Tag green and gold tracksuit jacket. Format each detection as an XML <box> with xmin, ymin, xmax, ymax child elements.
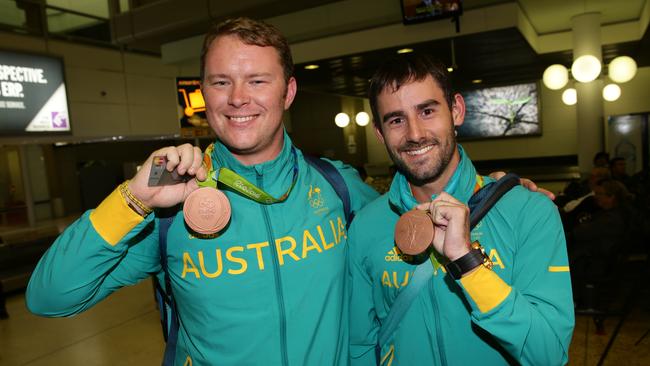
<box><xmin>349</xmin><ymin>145</ymin><xmax>574</xmax><ymax>366</ymax></box>
<box><xmin>26</xmin><ymin>133</ymin><xmax>378</xmax><ymax>366</ymax></box>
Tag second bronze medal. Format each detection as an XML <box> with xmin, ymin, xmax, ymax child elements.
<box><xmin>394</xmin><ymin>210</ymin><xmax>434</xmax><ymax>264</ymax></box>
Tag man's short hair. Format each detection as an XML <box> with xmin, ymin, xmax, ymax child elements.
<box><xmin>595</xmin><ymin>178</ymin><xmax>632</xmax><ymax>204</ymax></box>
<box><xmin>593</xmin><ymin>151</ymin><xmax>610</xmax><ymax>165</ymax></box>
<box><xmin>200</xmin><ymin>17</ymin><xmax>294</xmax><ymax>83</ymax></box>
<box><xmin>368</xmin><ymin>53</ymin><xmax>454</xmax><ymax>128</ymax></box>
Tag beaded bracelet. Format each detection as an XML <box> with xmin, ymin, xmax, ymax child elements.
<box><xmin>119</xmin><ymin>180</ymin><xmax>153</xmax><ymax>216</ymax></box>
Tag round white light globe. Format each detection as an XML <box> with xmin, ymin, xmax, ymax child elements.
<box><xmin>542</xmin><ymin>64</ymin><xmax>569</xmax><ymax>90</ymax></box>
<box><xmin>602</xmin><ymin>83</ymin><xmax>621</xmax><ymax>101</ymax></box>
<box><xmin>355</xmin><ymin>111</ymin><xmax>370</xmax><ymax>126</ymax></box>
<box><xmin>608</xmin><ymin>56</ymin><xmax>637</xmax><ymax>83</ymax></box>
<box><xmin>335</xmin><ymin>112</ymin><xmax>350</xmax><ymax>128</ymax></box>
<box><xmin>571</xmin><ymin>55</ymin><xmax>602</xmax><ymax>83</ymax></box>
<box><xmin>562</xmin><ymin>88</ymin><xmax>577</xmax><ymax>105</ymax></box>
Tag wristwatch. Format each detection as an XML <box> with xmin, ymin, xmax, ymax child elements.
<box><xmin>445</xmin><ymin>241</ymin><xmax>492</xmax><ymax>280</ymax></box>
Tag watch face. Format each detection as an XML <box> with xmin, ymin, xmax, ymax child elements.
<box><xmin>472</xmin><ymin>242</ymin><xmax>493</xmax><ymax>270</ymax></box>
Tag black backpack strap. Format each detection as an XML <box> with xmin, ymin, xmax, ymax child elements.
<box><xmin>303</xmin><ymin>155</ymin><xmax>354</xmax><ymax>227</ymax></box>
<box><xmin>376</xmin><ymin>173</ymin><xmax>520</xmax><ymax>350</ymax></box>
<box><xmin>157</xmin><ymin>214</ymin><xmax>180</xmax><ymax>366</ymax></box>
<box><xmin>467</xmin><ymin>173</ymin><xmax>520</xmax><ymax>228</ymax></box>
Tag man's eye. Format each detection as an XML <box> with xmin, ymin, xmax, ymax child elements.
<box><xmin>388</xmin><ymin>118</ymin><xmax>403</xmax><ymax>125</ymax></box>
<box><xmin>211</xmin><ymin>80</ymin><xmax>228</xmax><ymax>86</ymax></box>
<box><xmin>251</xmin><ymin>80</ymin><xmax>266</xmax><ymax>85</ymax></box>
<box><xmin>422</xmin><ymin>108</ymin><xmax>434</xmax><ymax>116</ymax></box>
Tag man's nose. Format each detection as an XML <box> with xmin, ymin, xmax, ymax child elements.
<box><xmin>228</xmin><ymin>83</ymin><xmax>250</xmax><ymax>107</ymax></box>
<box><xmin>405</xmin><ymin>118</ymin><xmax>425</xmax><ymax>142</ymax></box>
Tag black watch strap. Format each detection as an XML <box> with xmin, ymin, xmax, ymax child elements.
<box><xmin>445</xmin><ymin>247</ymin><xmax>486</xmax><ymax>280</ymax></box>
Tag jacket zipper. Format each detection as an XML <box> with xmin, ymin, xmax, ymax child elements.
<box><xmin>430</xmin><ymin>278</ymin><xmax>448</xmax><ymax>366</ymax></box>
<box><xmin>258</xmin><ymin>172</ymin><xmax>289</xmax><ymax>366</ymax></box>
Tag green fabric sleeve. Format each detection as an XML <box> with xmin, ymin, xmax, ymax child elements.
<box><xmin>464</xmin><ymin>191</ymin><xmax>574</xmax><ymax>366</ymax></box>
<box><xmin>26</xmin><ymin>211</ymin><xmax>161</xmax><ymax>316</ymax></box>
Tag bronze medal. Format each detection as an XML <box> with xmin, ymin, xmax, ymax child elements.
<box><xmin>394</xmin><ymin>210</ymin><xmax>434</xmax><ymax>256</ymax></box>
<box><xmin>183</xmin><ymin>187</ymin><xmax>231</xmax><ymax>235</ymax></box>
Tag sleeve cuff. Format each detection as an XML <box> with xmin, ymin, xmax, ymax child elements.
<box><xmin>89</xmin><ymin>186</ymin><xmax>144</xmax><ymax>246</ymax></box>
<box><xmin>459</xmin><ymin>266</ymin><xmax>512</xmax><ymax>313</ymax></box>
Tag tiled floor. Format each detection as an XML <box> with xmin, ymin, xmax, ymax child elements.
<box><xmin>1</xmin><ymin>279</ymin><xmax>649</xmax><ymax>366</ymax></box>
<box><xmin>0</xmin><ymin>279</ymin><xmax>165</xmax><ymax>366</ymax></box>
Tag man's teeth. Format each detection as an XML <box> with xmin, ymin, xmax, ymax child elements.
<box><xmin>405</xmin><ymin>145</ymin><xmax>433</xmax><ymax>156</ymax></box>
<box><xmin>230</xmin><ymin>115</ymin><xmax>255</xmax><ymax>122</ymax></box>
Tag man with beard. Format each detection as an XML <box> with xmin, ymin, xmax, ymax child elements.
<box><xmin>348</xmin><ymin>54</ymin><xmax>574</xmax><ymax>365</ymax></box>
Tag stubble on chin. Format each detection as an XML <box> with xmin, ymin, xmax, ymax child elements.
<box><xmin>389</xmin><ymin>139</ymin><xmax>455</xmax><ymax>187</ymax></box>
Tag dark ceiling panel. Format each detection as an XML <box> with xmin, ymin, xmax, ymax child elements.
<box><xmin>295</xmin><ymin>27</ymin><xmax>650</xmax><ymax>98</ymax></box>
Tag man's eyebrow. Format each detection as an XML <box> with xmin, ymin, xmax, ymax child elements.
<box><xmin>248</xmin><ymin>72</ymin><xmax>272</xmax><ymax>78</ymax></box>
<box><xmin>382</xmin><ymin>110</ymin><xmax>405</xmax><ymax>123</ymax></box>
<box><xmin>415</xmin><ymin>99</ymin><xmax>440</xmax><ymax>110</ymax></box>
<box><xmin>204</xmin><ymin>73</ymin><xmax>229</xmax><ymax>79</ymax></box>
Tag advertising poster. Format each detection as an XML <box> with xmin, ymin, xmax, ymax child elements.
<box><xmin>458</xmin><ymin>82</ymin><xmax>540</xmax><ymax>140</ymax></box>
<box><xmin>0</xmin><ymin>50</ymin><xmax>70</xmax><ymax>135</ymax></box>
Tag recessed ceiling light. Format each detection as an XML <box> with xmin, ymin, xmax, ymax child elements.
<box><xmin>304</xmin><ymin>64</ymin><xmax>319</xmax><ymax>70</ymax></box>
<box><xmin>472</xmin><ymin>79</ymin><xmax>482</xmax><ymax>84</ymax></box>
<box><xmin>397</xmin><ymin>48</ymin><xmax>413</xmax><ymax>54</ymax></box>
<box><xmin>447</xmin><ymin>67</ymin><xmax>454</xmax><ymax>72</ymax></box>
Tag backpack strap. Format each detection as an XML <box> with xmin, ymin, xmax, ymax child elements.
<box><xmin>303</xmin><ymin>155</ymin><xmax>354</xmax><ymax>228</ymax></box>
<box><xmin>377</xmin><ymin>173</ymin><xmax>520</xmax><ymax>349</ymax></box>
<box><xmin>157</xmin><ymin>214</ymin><xmax>180</xmax><ymax>366</ymax></box>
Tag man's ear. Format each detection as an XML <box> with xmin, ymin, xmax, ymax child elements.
<box><xmin>284</xmin><ymin>77</ymin><xmax>297</xmax><ymax>110</ymax></box>
<box><xmin>451</xmin><ymin>93</ymin><xmax>466</xmax><ymax>127</ymax></box>
<box><xmin>373</xmin><ymin>123</ymin><xmax>385</xmax><ymax>144</ymax></box>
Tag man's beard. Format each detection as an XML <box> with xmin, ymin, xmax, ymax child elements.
<box><xmin>388</xmin><ymin>134</ymin><xmax>456</xmax><ymax>187</ymax></box>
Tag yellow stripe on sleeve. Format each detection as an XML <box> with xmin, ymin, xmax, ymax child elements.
<box><xmin>89</xmin><ymin>186</ymin><xmax>144</xmax><ymax>246</ymax></box>
<box><xmin>460</xmin><ymin>265</ymin><xmax>512</xmax><ymax>313</ymax></box>
<box><xmin>548</xmin><ymin>266</ymin><xmax>570</xmax><ymax>272</ymax></box>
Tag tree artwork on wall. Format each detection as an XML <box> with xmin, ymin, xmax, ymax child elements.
<box><xmin>458</xmin><ymin>82</ymin><xmax>540</xmax><ymax>140</ymax></box>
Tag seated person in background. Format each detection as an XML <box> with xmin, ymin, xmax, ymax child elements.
<box><xmin>557</xmin><ymin>151</ymin><xmax>610</xmax><ymax>207</ymax></box>
<box><xmin>570</xmin><ymin>179</ymin><xmax>634</xmax><ymax>310</ymax></box>
<box><xmin>593</xmin><ymin>151</ymin><xmax>610</xmax><ymax>168</ymax></box>
<box><xmin>561</xmin><ymin>166</ymin><xmax>610</xmax><ymax>234</ymax></box>
<box><xmin>610</xmin><ymin>157</ymin><xmax>634</xmax><ymax>190</ymax></box>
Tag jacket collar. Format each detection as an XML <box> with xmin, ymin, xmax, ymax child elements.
<box><xmin>210</xmin><ymin>130</ymin><xmax>297</xmax><ymax>196</ymax></box>
<box><xmin>387</xmin><ymin>144</ymin><xmax>479</xmax><ymax>214</ymax></box>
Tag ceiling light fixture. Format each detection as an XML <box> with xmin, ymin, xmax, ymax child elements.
<box><xmin>334</xmin><ymin>112</ymin><xmax>350</xmax><ymax>128</ymax></box>
<box><xmin>542</xmin><ymin>64</ymin><xmax>569</xmax><ymax>90</ymax></box>
<box><xmin>602</xmin><ymin>84</ymin><xmax>621</xmax><ymax>102</ymax></box>
<box><xmin>304</xmin><ymin>64</ymin><xmax>319</xmax><ymax>70</ymax></box>
<box><xmin>543</xmin><ymin>55</ymin><xmax>636</xmax><ymax>104</ymax></box>
<box><xmin>355</xmin><ymin>112</ymin><xmax>370</xmax><ymax>126</ymax></box>
<box><xmin>397</xmin><ymin>48</ymin><xmax>413</xmax><ymax>54</ymax></box>
<box><xmin>448</xmin><ymin>39</ymin><xmax>458</xmax><ymax>73</ymax></box>
<box><xmin>562</xmin><ymin>88</ymin><xmax>577</xmax><ymax>106</ymax></box>
<box><xmin>571</xmin><ymin>55</ymin><xmax>602</xmax><ymax>83</ymax></box>
<box><xmin>608</xmin><ymin>56</ymin><xmax>637</xmax><ymax>83</ymax></box>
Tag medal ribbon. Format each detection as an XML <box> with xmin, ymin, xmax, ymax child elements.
<box><xmin>198</xmin><ymin>143</ymin><xmax>299</xmax><ymax>204</ymax></box>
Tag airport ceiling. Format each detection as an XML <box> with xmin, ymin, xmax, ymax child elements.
<box><xmin>293</xmin><ymin>26</ymin><xmax>650</xmax><ymax>96</ymax></box>
<box><xmin>45</xmin><ymin>0</ymin><xmax>650</xmax><ymax>97</ymax></box>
